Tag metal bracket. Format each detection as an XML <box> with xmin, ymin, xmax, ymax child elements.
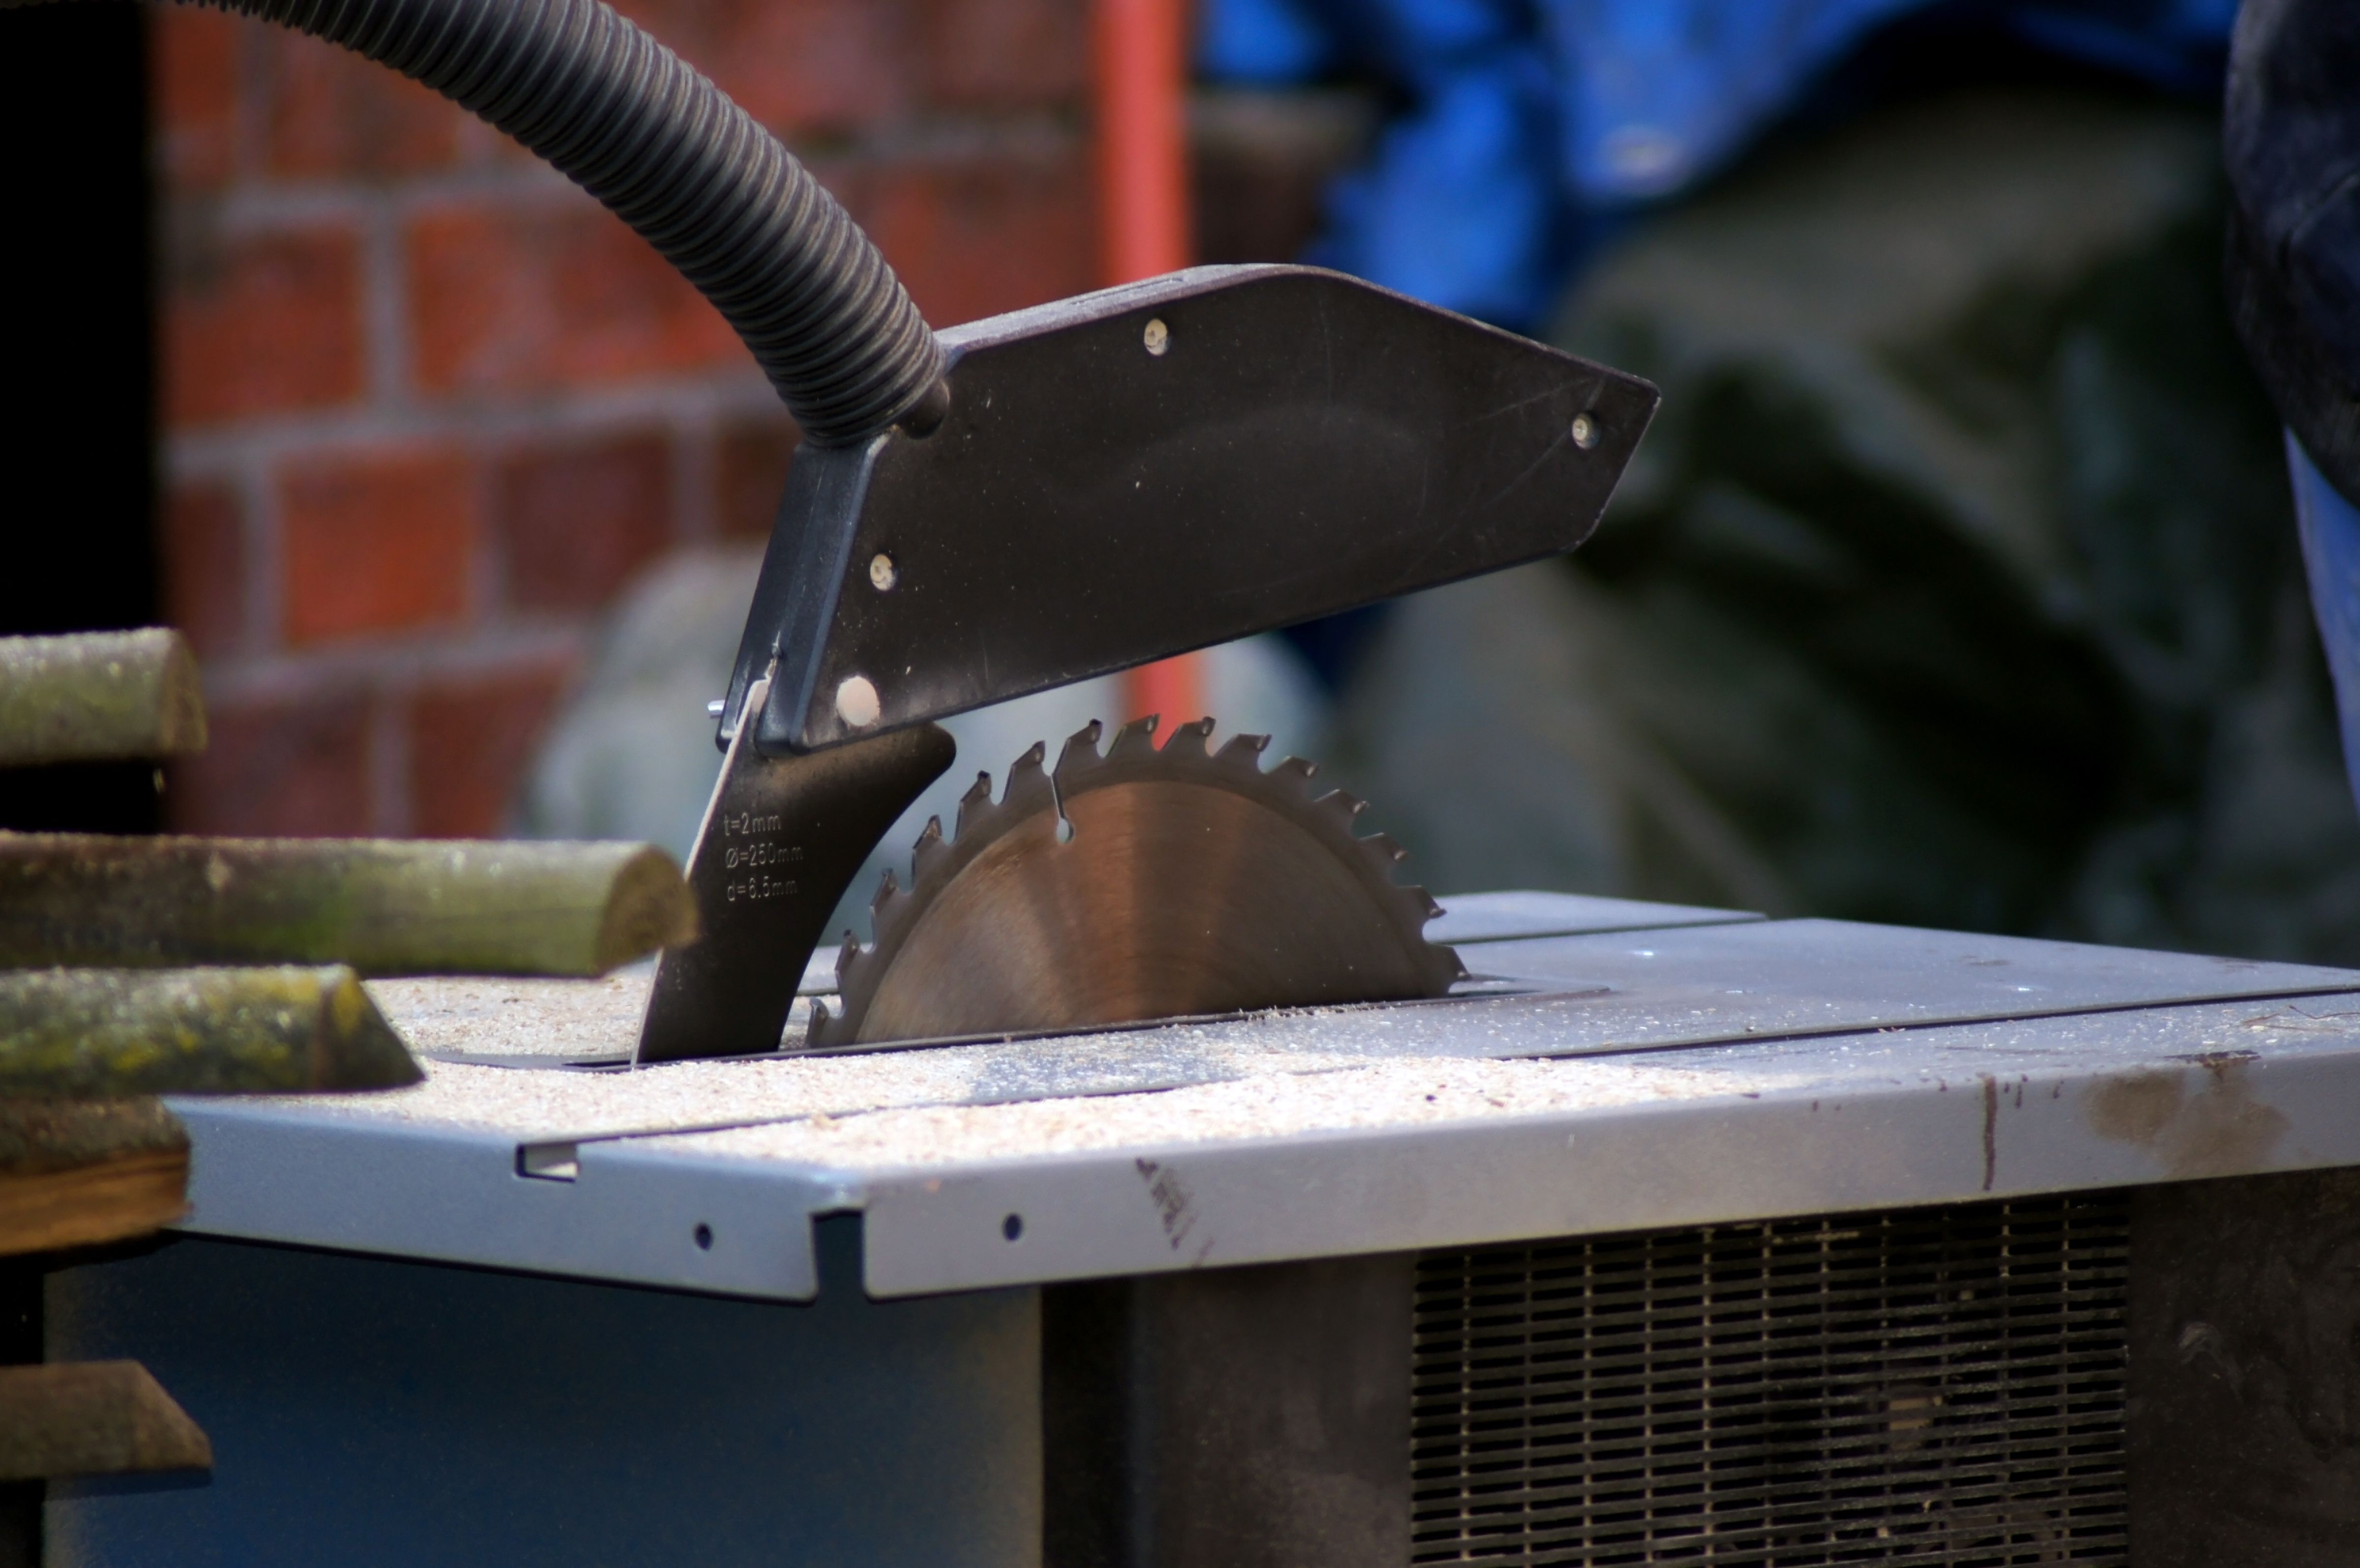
<box><xmin>635</xmin><ymin>674</ymin><xmax>953</xmax><ymax>1063</ymax></box>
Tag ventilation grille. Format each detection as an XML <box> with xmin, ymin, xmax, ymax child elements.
<box><xmin>1411</xmin><ymin>1195</ymin><xmax>2130</xmax><ymax>1566</ymax></box>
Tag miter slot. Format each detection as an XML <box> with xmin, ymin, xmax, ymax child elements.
<box><xmin>518</xmin><ymin>1143</ymin><xmax>581</xmax><ymax>1182</ymax></box>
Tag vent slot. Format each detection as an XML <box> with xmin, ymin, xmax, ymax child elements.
<box><xmin>1412</xmin><ymin>1195</ymin><xmax>2129</xmax><ymax>1565</ymax></box>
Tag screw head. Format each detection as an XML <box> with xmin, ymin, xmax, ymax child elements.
<box><xmin>1143</xmin><ymin>317</ymin><xmax>1170</xmax><ymax>356</ymax></box>
<box><xmin>1570</xmin><ymin>413</ymin><xmax>1599</xmax><ymax>449</ymax></box>
<box><xmin>868</xmin><ymin>552</ymin><xmax>897</xmax><ymax>591</ymax></box>
<box><xmin>835</xmin><ymin>675</ymin><xmax>882</xmax><ymax>728</ymax></box>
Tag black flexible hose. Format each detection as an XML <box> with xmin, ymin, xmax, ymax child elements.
<box><xmin>5</xmin><ymin>0</ymin><xmax>946</xmax><ymax>445</ymax></box>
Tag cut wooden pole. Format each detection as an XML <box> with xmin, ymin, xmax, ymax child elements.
<box><xmin>0</xmin><ymin>630</ymin><xmax>206</xmax><ymax>767</ymax></box>
<box><xmin>0</xmin><ymin>966</ymin><xmax>422</xmax><ymax>1098</ymax></box>
<box><xmin>0</xmin><ymin>836</ymin><xmax>697</xmax><ymax>977</ymax></box>
<box><xmin>0</xmin><ymin>1099</ymin><xmax>188</xmax><ymax>1256</ymax></box>
<box><xmin>0</xmin><ymin>1362</ymin><xmax>211</xmax><ymax>1481</ymax></box>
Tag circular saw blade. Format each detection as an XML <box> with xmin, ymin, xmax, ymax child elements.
<box><xmin>809</xmin><ymin>716</ymin><xmax>1465</xmax><ymax>1047</ymax></box>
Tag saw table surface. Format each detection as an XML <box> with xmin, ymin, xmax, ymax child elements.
<box><xmin>167</xmin><ymin>891</ymin><xmax>2360</xmax><ymax>1301</ymax></box>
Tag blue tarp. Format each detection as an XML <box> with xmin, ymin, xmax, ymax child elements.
<box><xmin>1201</xmin><ymin>0</ymin><xmax>2239</xmax><ymax>328</ymax></box>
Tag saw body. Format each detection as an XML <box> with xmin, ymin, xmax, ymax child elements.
<box><xmin>815</xmin><ymin>718</ymin><xmax>1464</xmax><ymax>1048</ymax></box>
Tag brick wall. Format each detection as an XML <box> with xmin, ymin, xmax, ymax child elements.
<box><xmin>154</xmin><ymin>0</ymin><xmax>1096</xmax><ymax>838</ymax></box>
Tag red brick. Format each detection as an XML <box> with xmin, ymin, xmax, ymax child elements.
<box><xmin>408</xmin><ymin>662</ymin><xmax>574</xmax><ymax>838</ymax></box>
<box><xmin>161</xmin><ymin>480</ymin><xmax>248</xmax><ymax>658</ymax></box>
<box><xmin>280</xmin><ymin>449</ymin><xmax>480</xmax><ymax>645</ymax></box>
<box><xmin>168</xmin><ymin>690</ymin><xmax>374</xmax><ymax>836</ymax></box>
<box><xmin>165</xmin><ymin>222</ymin><xmax>365</xmax><ymax>428</ymax></box>
<box><xmin>921</xmin><ymin>0</ymin><xmax>1089</xmax><ymax>109</ymax></box>
<box><xmin>716</xmin><ymin>418</ymin><xmax>799</xmax><ymax>539</ymax></box>
<box><xmin>615</xmin><ymin>0</ymin><xmax>912</xmax><ymax>135</ymax></box>
<box><xmin>829</xmin><ymin>142</ymin><xmax>1097</xmax><ymax>328</ymax></box>
<box><xmin>407</xmin><ymin>201</ymin><xmax>743</xmax><ymax>395</ymax></box>
<box><xmin>496</xmin><ymin>433</ymin><xmax>675</xmax><ymax>610</ymax></box>
<box><xmin>263</xmin><ymin>30</ymin><xmax>464</xmax><ymax>179</ymax></box>
<box><xmin>152</xmin><ymin>7</ymin><xmax>243</xmax><ymax>188</ymax></box>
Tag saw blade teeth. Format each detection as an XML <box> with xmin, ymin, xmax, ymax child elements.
<box><xmin>910</xmin><ymin>814</ymin><xmax>948</xmax><ymax>882</ymax></box>
<box><xmin>813</xmin><ymin>704</ymin><xmax>1466</xmax><ymax>1048</ymax></box>
<box><xmin>1055</xmin><ymin>720</ymin><xmax>1106</xmax><ymax>778</ymax></box>
<box><xmin>1163</xmin><ymin>717</ymin><xmax>1216</xmax><ymax>758</ymax></box>
<box><xmin>1271</xmin><ymin>755</ymin><xmax>1319</xmax><ymax>792</ymax></box>
<box><xmin>1109</xmin><ymin>715</ymin><xmax>1161</xmax><ymax>757</ymax></box>
<box><xmin>1313</xmin><ymin>787</ymin><xmax>1366</xmax><ymax>825</ymax></box>
<box><xmin>828</xmin><ymin>928</ymin><xmax>864</xmax><ymax>992</ymax></box>
<box><xmin>956</xmin><ymin>771</ymin><xmax>995</xmax><ymax>836</ymax></box>
<box><xmin>805</xmin><ymin>998</ymin><xmax>832</xmax><ymax>1048</ymax></box>
<box><xmin>869</xmin><ymin>865</ymin><xmax>901</xmax><ymax>919</ymax></box>
<box><xmin>1214</xmin><ymin>731</ymin><xmax>1271</xmax><ymax>771</ymax></box>
<box><xmin>1003</xmin><ymin>740</ymin><xmax>1055</xmax><ymax>813</ymax></box>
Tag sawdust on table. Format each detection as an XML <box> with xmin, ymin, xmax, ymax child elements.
<box><xmin>289</xmin><ymin>976</ymin><xmax>1801</xmax><ymax>1155</ymax></box>
<box><xmin>365</xmin><ymin>973</ymin><xmax>654</xmax><ymax>1059</ymax></box>
<box><xmin>647</xmin><ymin>1055</ymin><xmax>1780</xmax><ymax>1169</ymax></box>
<box><xmin>229</xmin><ymin>1049</ymin><xmax>999</xmax><ymax>1141</ymax></box>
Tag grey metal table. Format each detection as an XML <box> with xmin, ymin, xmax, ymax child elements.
<box><xmin>44</xmin><ymin>892</ymin><xmax>2360</xmax><ymax>1566</ymax></box>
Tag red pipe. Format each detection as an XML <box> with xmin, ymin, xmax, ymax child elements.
<box><xmin>1095</xmin><ymin>0</ymin><xmax>1205</xmax><ymax>733</ymax></box>
<box><xmin>1093</xmin><ymin>0</ymin><xmax>1193</xmax><ymax>286</ymax></box>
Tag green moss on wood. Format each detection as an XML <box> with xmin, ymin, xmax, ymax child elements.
<box><xmin>0</xmin><ymin>1098</ymin><xmax>185</xmax><ymax>1176</ymax></box>
<box><xmin>0</xmin><ymin>966</ymin><xmax>422</xmax><ymax>1097</ymax></box>
<box><xmin>0</xmin><ymin>630</ymin><xmax>206</xmax><ymax>767</ymax></box>
<box><xmin>0</xmin><ymin>837</ymin><xmax>697</xmax><ymax>977</ymax></box>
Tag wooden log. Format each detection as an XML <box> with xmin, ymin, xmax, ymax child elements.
<box><xmin>0</xmin><ymin>836</ymin><xmax>697</xmax><ymax>977</ymax></box>
<box><xmin>0</xmin><ymin>630</ymin><xmax>206</xmax><ymax>767</ymax></box>
<box><xmin>0</xmin><ymin>966</ymin><xmax>422</xmax><ymax>1098</ymax></box>
<box><xmin>0</xmin><ymin>1100</ymin><xmax>188</xmax><ymax>1257</ymax></box>
<box><xmin>0</xmin><ymin>1362</ymin><xmax>211</xmax><ymax>1481</ymax></box>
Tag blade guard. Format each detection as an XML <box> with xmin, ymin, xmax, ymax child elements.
<box><xmin>722</xmin><ymin>264</ymin><xmax>1658</xmax><ymax>754</ymax></box>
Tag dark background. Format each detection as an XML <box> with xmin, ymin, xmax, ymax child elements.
<box><xmin>0</xmin><ymin>14</ymin><xmax>154</xmax><ymax>1564</ymax></box>
<box><xmin>0</xmin><ymin>4</ymin><xmax>159</xmax><ymax>837</ymax></box>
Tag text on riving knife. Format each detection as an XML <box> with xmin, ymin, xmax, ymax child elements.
<box><xmin>719</xmin><ymin>810</ymin><xmax>802</xmax><ymax>901</ymax></box>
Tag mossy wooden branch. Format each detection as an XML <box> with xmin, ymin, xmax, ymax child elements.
<box><xmin>0</xmin><ymin>836</ymin><xmax>697</xmax><ymax>977</ymax></box>
<box><xmin>0</xmin><ymin>966</ymin><xmax>422</xmax><ymax>1097</ymax></box>
<box><xmin>0</xmin><ymin>1099</ymin><xmax>189</xmax><ymax>1256</ymax></box>
<box><xmin>0</xmin><ymin>629</ymin><xmax>206</xmax><ymax>766</ymax></box>
<box><xmin>0</xmin><ymin>1361</ymin><xmax>212</xmax><ymax>1481</ymax></box>
<box><xmin>0</xmin><ymin>1097</ymin><xmax>187</xmax><ymax>1175</ymax></box>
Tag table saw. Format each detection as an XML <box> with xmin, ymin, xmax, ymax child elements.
<box><xmin>8</xmin><ymin>0</ymin><xmax>2358</xmax><ymax>1561</ymax></box>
